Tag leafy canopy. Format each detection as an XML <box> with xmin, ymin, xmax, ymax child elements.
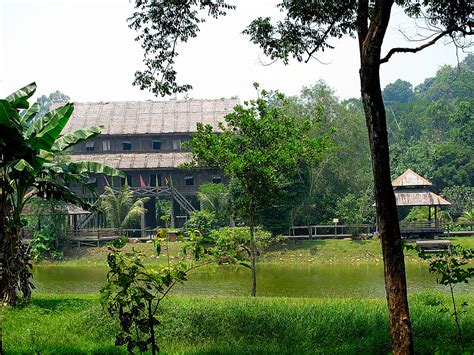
<box><xmin>129</xmin><ymin>0</ymin><xmax>473</xmax><ymax>96</ymax></box>
<box><xmin>185</xmin><ymin>85</ymin><xmax>331</xmax><ymax>219</ymax></box>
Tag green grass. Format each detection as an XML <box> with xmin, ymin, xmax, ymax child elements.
<box><xmin>50</xmin><ymin>236</ymin><xmax>474</xmax><ymax>267</ymax></box>
<box><xmin>3</xmin><ymin>292</ymin><xmax>474</xmax><ymax>354</ymax></box>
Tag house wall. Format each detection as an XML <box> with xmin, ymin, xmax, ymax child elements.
<box><xmin>70</xmin><ymin>134</ymin><xmax>192</xmax><ymax>153</ymax></box>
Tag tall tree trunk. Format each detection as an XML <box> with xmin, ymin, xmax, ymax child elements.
<box><xmin>357</xmin><ymin>1</ymin><xmax>414</xmax><ymax>353</ymax></box>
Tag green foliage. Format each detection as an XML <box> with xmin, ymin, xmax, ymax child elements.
<box><xmin>30</xmin><ymin>231</ymin><xmax>63</xmax><ymax>261</ymax></box>
<box><xmin>100</xmin><ymin>185</ymin><xmax>148</xmax><ymax>228</ymax></box>
<box><xmin>155</xmin><ymin>198</ymin><xmax>171</xmax><ymax>227</ymax></box>
<box><xmin>0</xmin><ymin>83</ymin><xmax>123</xmax><ymax>304</ymax></box>
<box><xmin>24</xmin><ymin>198</ymin><xmax>68</xmax><ymax>261</ymax></box>
<box><xmin>287</xmin><ymin>82</ymin><xmax>372</xmax><ymax>225</ymax></box>
<box><xmin>389</xmin><ymin>55</ymin><xmax>474</xmax><ymax>191</ymax></box>
<box><xmin>211</xmin><ymin>227</ymin><xmax>276</xmax><ymax>261</ymax></box>
<box><xmin>185</xmin><ymin>210</ymin><xmax>217</xmax><ymax>236</ymax></box>
<box><xmin>409</xmin><ymin>244</ymin><xmax>474</xmax><ymax>352</ymax></box>
<box><xmin>383</xmin><ymin>79</ymin><xmax>415</xmax><ymax>104</ymax></box>
<box><xmin>186</xmin><ymin>86</ymin><xmax>330</xmax><ymax>295</ymax></box>
<box><xmin>442</xmin><ymin>185</ymin><xmax>474</xmax><ymax>220</ymax></box>
<box><xmin>128</xmin><ymin>0</ymin><xmax>235</xmax><ymax>96</ymax></box>
<box><xmin>101</xmin><ymin>229</ymin><xmax>223</xmax><ymax>353</ymax></box>
<box><xmin>458</xmin><ymin>209</ymin><xmax>474</xmax><ymax>224</ymax></box>
<box><xmin>197</xmin><ymin>183</ymin><xmax>230</xmax><ymax>227</ymax></box>
<box><xmin>187</xmin><ymin>87</ymin><xmax>330</xmax><ymax>222</ymax></box>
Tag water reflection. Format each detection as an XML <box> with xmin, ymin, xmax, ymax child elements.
<box><xmin>32</xmin><ymin>263</ymin><xmax>473</xmax><ymax>297</ymax></box>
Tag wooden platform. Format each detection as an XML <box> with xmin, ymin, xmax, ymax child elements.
<box><xmin>415</xmin><ymin>240</ymin><xmax>451</xmax><ymax>253</ymax></box>
<box><xmin>67</xmin><ymin>228</ymin><xmax>123</xmax><ymax>247</ymax></box>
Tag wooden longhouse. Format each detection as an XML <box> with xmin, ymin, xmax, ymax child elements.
<box><xmin>62</xmin><ymin>99</ymin><xmax>238</xmax><ymax>229</ymax></box>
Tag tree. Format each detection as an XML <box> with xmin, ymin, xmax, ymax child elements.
<box><xmin>35</xmin><ymin>90</ymin><xmax>70</xmax><ymax>119</ymax></box>
<box><xmin>0</xmin><ymin>83</ymin><xmax>124</xmax><ymax>304</ymax></box>
<box><xmin>383</xmin><ymin>79</ymin><xmax>415</xmax><ymax>104</ymax></box>
<box><xmin>101</xmin><ymin>232</ymin><xmax>220</xmax><ymax>354</ymax></box>
<box><xmin>287</xmin><ymin>81</ymin><xmax>372</xmax><ymax>226</ymax></box>
<box><xmin>196</xmin><ymin>182</ymin><xmax>230</xmax><ymax>227</ymax></box>
<box><xmin>100</xmin><ymin>185</ymin><xmax>149</xmax><ymax>228</ymax></box>
<box><xmin>442</xmin><ymin>186</ymin><xmax>474</xmax><ymax>220</ymax></box>
<box><xmin>128</xmin><ymin>1</ymin><xmax>473</xmax><ymax>352</ymax></box>
<box><xmin>186</xmin><ymin>87</ymin><xmax>329</xmax><ymax>296</ymax></box>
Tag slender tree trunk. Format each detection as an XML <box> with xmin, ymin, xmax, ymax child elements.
<box><xmin>249</xmin><ymin>212</ymin><xmax>257</xmax><ymax>297</ymax></box>
<box><xmin>357</xmin><ymin>1</ymin><xmax>414</xmax><ymax>353</ymax></box>
<box><xmin>147</xmin><ymin>298</ymin><xmax>158</xmax><ymax>355</ymax></box>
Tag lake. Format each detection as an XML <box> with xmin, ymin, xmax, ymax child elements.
<box><xmin>31</xmin><ymin>262</ymin><xmax>473</xmax><ymax>298</ymax></box>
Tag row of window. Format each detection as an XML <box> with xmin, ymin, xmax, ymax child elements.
<box><xmin>100</xmin><ymin>174</ymin><xmax>222</xmax><ymax>187</ymax></box>
<box><xmin>85</xmin><ymin>139</ymin><xmax>182</xmax><ymax>152</ymax></box>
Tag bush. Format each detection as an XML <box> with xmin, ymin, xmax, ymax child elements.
<box><xmin>186</xmin><ymin>210</ymin><xmax>217</xmax><ymax>235</ymax></box>
<box><xmin>30</xmin><ymin>231</ymin><xmax>63</xmax><ymax>261</ymax></box>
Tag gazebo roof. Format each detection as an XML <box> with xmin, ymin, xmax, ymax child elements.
<box><xmin>392</xmin><ymin>168</ymin><xmax>432</xmax><ymax>188</ymax></box>
<box><xmin>394</xmin><ymin>189</ymin><xmax>451</xmax><ymax>206</ymax></box>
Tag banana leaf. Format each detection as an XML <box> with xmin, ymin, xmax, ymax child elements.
<box><xmin>21</xmin><ymin>102</ymin><xmax>40</xmax><ymax>124</ymax></box>
<box><xmin>52</xmin><ymin>125</ymin><xmax>103</xmax><ymax>152</ymax></box>
<box><xmin>27</xmin><ymin>103</ymin><xmax>74</xmax><ymax>150</ymax></box>
<box><xmin>0</xmin><ymin>100</ymin><xmax>17</xmax><ymax>128</ymax></box>
<box><xmin>71</xmin><ymin>160</ymin><xmax>125</xmax><ymax>178</ymax></box>
<box><xmin>5</xmin><ymin>82</ymin><xmax>36</xmax><ymax>110</ymax></box>
<box><xmin>13</xmin><ymin>159</ymin><xmax>34</xmax><ymax>172</ymax></box>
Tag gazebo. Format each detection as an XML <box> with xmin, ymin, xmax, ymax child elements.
<box><xmin>392</xmin><ymin>168</ymin><xmax>451</xmax><ymax>235</ymax></box>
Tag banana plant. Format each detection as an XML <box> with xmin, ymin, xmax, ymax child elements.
<box><xmin>0</xmin><ymin>82</ymin><xmax>124</xmax><ymax>304</ymax></box>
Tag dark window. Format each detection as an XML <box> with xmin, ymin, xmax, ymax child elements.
<box><xmin>126</xmin><ymin>174</ymin><xmax>133</xmax><ymax>186</ymax></box>
<box><xmin>149</xmin><ymin>173</ymin><xmax>162</xmax><ymax>187</ymax></box>
<box><xmin>184</xmin><ymin>175</ymin><xmax>194</xmax><ymax>186</ymax></box>
<box><xmin>212</xmin><ymin>175</ymin><xmax>222</xmax><ymax>184</ymax></box>
<box><xmin>102</xmin><ymin>140</ymin><xmax>111</xmax><ymax>151</ymax></box>
<box><xmin>152</xmin><ymin>140</ymin><xmax>161</xmax><ymax>150</ymax></box>
<box><xmin>85</xmin><ymin>141</ymin><xmax>94</xmax><ymax>151</ymax></box>
<box><xmin>123</xmin><ymin>141</ymin><xmax>132</xmax><ymax>151</ymax></box>
<box><xmin>172</xmin><ymin>139</ymin><xmax>181</xmax><ymax>150</ymax></box>
<box><xmin>120</xmin><ymin>177</ymin><xmax>126</xmax><ymax>186</ymax></box>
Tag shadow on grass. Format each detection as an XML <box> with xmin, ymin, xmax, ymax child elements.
<box><xmin>266</xmin><ymin>239</ymin><xmax>328</xmax><ymax>253</ymax></box>
<box><xmin>31</xmin><ymin>297</ymin><xmax>93</xmax><ymax>312</ymax></box>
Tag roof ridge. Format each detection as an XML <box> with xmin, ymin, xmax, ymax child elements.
<box><xmin>392</xmin><ymin>168</ymin><xmax>432</xmax><ymax>187</ymax></box>
<box><xmin>72</xmin><ymin>98</ymin><xmax>240</xmax><ymax>105</ymax></box>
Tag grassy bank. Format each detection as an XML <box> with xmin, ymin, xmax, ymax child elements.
<box><xmin>53</xmin><ymin>236</ymin><xmax>474</xmax><ymax>267</ymax></box>
<box><xmin>3</xmin><ymin>292</ymin><xmax>473</xmax><ymax>354</ymax></box>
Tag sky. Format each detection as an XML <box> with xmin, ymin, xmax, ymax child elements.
<box><xmin>0</xmin><ymin>0</ymin><xmax>467</xmax><ymax>103</ymax></box>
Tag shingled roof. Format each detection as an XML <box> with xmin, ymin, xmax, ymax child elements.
<box><xmin>392</xmin><ymin>168</ymin><xmax>432</xmax><ymax>187</ymax></box>
<box><xmin>62</xmin><ymin>99</ymin><xmax>239</xmax><ymax>135</ymax></box>
<box><xmin>69</xmin><ymin>152</ymin><xmax>192</xmax><ymax>169</ymax></box>
<box><xmin>394</xmin><ymin>189</ymin><xmax>451</xmax><ymax>206</ymax></box>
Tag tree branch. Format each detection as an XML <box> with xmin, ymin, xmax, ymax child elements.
<box><xmin>305</xmin><ymin>3</ymin><xmax>354</xmax><ymax>63</ymax></box>
<box><xmin>380</xmin><ymin>28</ymin><xmax>453</xmax><ymax>64</ymax></box>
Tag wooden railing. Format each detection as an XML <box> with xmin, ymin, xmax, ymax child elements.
<box><xmin>288</xmin><ymin>224</ymin><xmax>377</xmax><ymax>239</ymax></box>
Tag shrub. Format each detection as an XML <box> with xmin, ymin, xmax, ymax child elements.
<box><xmin>186</xmin><ymin>210</ymin><xmax>217</xmax><ymax>235</ymax></box>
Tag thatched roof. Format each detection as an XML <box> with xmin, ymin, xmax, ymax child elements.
<box><xmin>394</xmin><ymin>189</ymin><xmax>451</xmax><ymax>206</ymax></box>
<box><xmin>62</xmin><ymin>99</ymin><xmax>239</xmax><ymax>135</ymax></box>
<box><xmin>392</xmin><ymin>168</ymin><xmax>432</xmax><ymax>187</ymax></box>
<box><xmin>69</xmin><ymin>152</ymin><xmax>192</xmax><ymax>169</ymax></box>
<box><xmin>66</xmin><ymin>204</ymin><xmax>91</xmax><ymax>215</ymax></box>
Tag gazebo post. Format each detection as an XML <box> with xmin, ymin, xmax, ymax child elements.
<box><xmin>434</xmin><ymin>206</ymin><xmax>438</xmax><ymax>227</ymax></box>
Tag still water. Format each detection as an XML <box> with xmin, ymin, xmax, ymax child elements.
<box><xmin>32</xmin><ymin>263</ymin><xmax>473</xmax><ymax>298</ymax></box>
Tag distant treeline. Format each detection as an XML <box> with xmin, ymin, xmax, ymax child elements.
<box><xmin>255</xmin><ymin>55</ymin><xmax>473</xmax><ymax>232</ymax></box>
